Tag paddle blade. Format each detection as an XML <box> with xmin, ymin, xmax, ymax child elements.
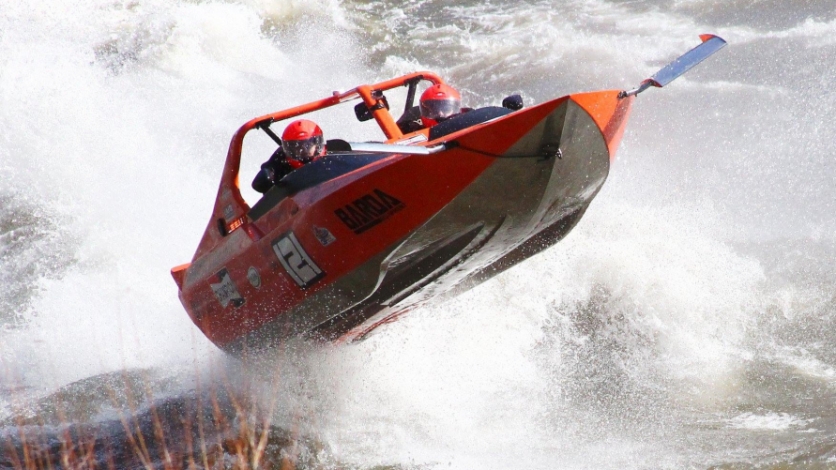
<box><xmin>621</xmin><ymin>34</ymin><xmax>727</xmax><ymax>98</ymax></box>
<box><xmin>649</xmin><ymin>34</ymin><xmax>727</xmax><ymax>88</ymax></box>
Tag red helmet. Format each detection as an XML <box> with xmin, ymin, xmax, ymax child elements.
<box><xmin>281</xmin><ymin>119</ymin><xmax>325</xmax><ymax>162</ymax></box>
<box><xmin>420</xmin><ymin>83</ymin><xmax>461</xmax><ymax>127</ymax></box>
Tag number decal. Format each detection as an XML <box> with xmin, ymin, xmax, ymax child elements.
<box><xmin>210</xmin><ymin>268</ymin><xmax>245</xmax><ymax>308</ymax></box>
<box><xmin>272</xmin><ymin>232</ymin><xmax>325</xmax><ymax>288</ymax></box>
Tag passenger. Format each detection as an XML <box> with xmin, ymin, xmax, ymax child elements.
<box><xmin>419</xmin><ymin>83</ymin><xmax>462</xmax><ymax>128</ymax></box>
<box><xmin>396</xmin><ymin>83</ymin><xmax>463</xmax><ymax>134</ymax></box>
<box><xmin>252</xmin><ymin>119</ymin><xmax>326</xmax><ymax>194</ymax></box>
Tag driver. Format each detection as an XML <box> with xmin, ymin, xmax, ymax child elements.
<box><xmin>252</xmin><ymin>119</ymin><xmax>326</xmax><ymax>193</ymax></box>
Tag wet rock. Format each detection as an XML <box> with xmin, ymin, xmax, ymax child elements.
<box><xmin>0</xmin><ymin>370</ymin><xmax>331</xmax><ymax>469</ymax></box>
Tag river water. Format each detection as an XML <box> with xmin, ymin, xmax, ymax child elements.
<box><xmin>1</xmin><ymin>0</ymin><xmax>835</xmax><ymax>468</ymax></box>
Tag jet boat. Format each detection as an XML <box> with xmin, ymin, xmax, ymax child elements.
<box><xmin>172</xmin><ymin>35</ymin><xmax>727</xmax><ymax>354</ymax></box>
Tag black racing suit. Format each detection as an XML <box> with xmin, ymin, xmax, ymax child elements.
<box><xmin>251</xmin><ymin>148</ymin><xmax>300</xmax><ymax>193</ymax></box>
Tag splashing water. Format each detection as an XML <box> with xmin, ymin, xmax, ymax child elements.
<box><xmin>1</xmin><ymin>0</ymin><xmax>835</xmax><ymax>468</ymax></box>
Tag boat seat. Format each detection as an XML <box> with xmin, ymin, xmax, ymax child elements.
<box><xmin>396</xmin><ymin>106</ymin><xmax>423</xmax><ymax>134</ymax></box>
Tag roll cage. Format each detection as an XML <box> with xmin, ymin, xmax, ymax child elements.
<box><xmin>194</xmin><ymin>72</ymin><xmax>446</xmax><ymax>260</ymax></box>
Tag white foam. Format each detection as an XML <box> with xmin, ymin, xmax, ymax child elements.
<box><xmin>0</xmin><ymin>0</ymin><xmax>366</xmax><ymax>391</ymax></box>
<box><xmin>282</xmin><ymin>200</ymin><xmax>771</xmax><ymax>468</ymax></box>
<box><xmin>727</xmin><ymin>412</ymin><xmax>812</xmax><ymax>431</ymax></box>
<box><xmin>2</xmin><ymin>0</ymin><xmax>836</xmax><ymax>467</ymax></box>
<box><xmin>775</xmin><ymin>347</ymin><xmax>836</xmax><ymax>382</ymax></box>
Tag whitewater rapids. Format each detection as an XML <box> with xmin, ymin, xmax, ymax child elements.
<box><xmin>1</xmin><ymin>0</ymin><xmax>835</xmax><ymax>468</ymax></box>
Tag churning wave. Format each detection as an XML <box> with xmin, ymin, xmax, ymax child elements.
<box><xmin>1</xmin><ymin>0</ymin><xmax>835</xmax><ymax>468</ymax></box>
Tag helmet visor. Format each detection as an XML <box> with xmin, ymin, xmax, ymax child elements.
<box><xmin>420</xmin><ymin>98</ymin><xmax>461</xmax><ymax>121</ymax></box>
<box><xmin>282</xmin><ymin>135</ymin><xmax>324</xmax><ymax>161</ymax></box>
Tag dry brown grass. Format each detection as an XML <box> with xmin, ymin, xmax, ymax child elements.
<box><xmin>0</xmin><ymin>364</ymin><xmax>330</xmax><ymax>470</ymax></box>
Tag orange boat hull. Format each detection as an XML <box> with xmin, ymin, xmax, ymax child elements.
<box><xmin>173</xmin><ymin>90</ymin><xmax>633</xmax><ymax>353</ymax></box>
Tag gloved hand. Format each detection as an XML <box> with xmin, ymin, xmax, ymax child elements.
<box><xmin>251</xmin><ymin>168</ymin><xmax>275</xmax><ymax>193</ymax></box>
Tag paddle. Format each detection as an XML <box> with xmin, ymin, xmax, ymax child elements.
<box><xmin>620</xmin><ymin>34</ymin><xmax>727</xmax><ymax>98</ymax></box>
